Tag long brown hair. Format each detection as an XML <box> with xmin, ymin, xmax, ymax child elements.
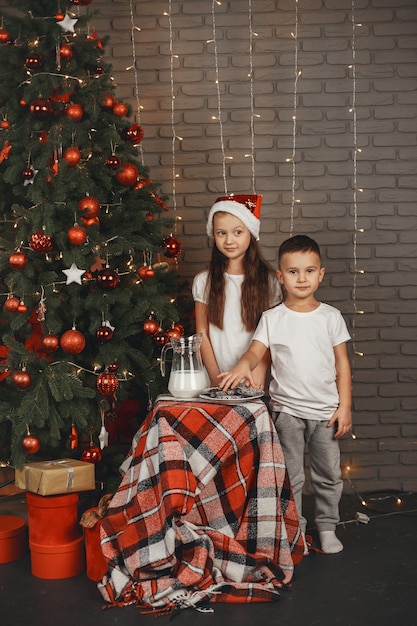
<box><xmin>205</xmin><ymin>237</ymin><xmax>277</xmax><ymax>331</ymax></box>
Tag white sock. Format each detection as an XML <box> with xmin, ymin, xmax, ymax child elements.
<box><xmin>301</xmin><ymin>532</ymin><xmax>309</xmax><ymax>555</ymax></box>
<box><xmin>319</xmin><ymin>530</ymin><xmax>343</xmax><ymax>554</ymax></box>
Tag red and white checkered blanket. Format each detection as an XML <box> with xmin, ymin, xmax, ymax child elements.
<box><xmin>98</xmin><ymin>400</ymin><xmax>304</xmax><ymax>613</ymax></box>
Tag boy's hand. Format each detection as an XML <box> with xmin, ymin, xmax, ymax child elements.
<box><xmin>328</xmin><ymin>406</ymin><xmax>352</xmax><ymax>439</ymax></box>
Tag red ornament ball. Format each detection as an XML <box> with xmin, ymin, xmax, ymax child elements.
<box><xmin>134</xmin><ymin>178</ymin><xmax>152</xmax><ymax>190</ymax></box>
<box><xmin>59</xmin><ymin>43</ymin><xmax>73</xmax><ymax>60</ymax></box>
<box><xmin>97</xmin><ymin>267</ymin><xmax>120</xmax><ymax>290</ymax></box>
<box><xmin>22</xmin><ymin>167</ymin><xmax>34</xmax><ymax>180</ymax></box>
<box><xmin>115</xmin><ymin>162</ymin><xmax>139</xmax><ymax>186</ymax></box>
<box><xmin>162</xmin><ymin>235</ymin><xmax>183</xmax><ymax>258</ymax></box>
<box><xmin>25</xmin><ymin>53</ymin><xmax>43</xmax><ymax>70</ymax></box>
<box><xmin>55</xmin><ymin>12</ymin><xmax>65</xmax><ymax>21</ymax></box>
<box><xmin>0</xmin><ymin>29</ymin><xmax>11</xmax><ymax>44</ymax></box>
<box><xmin>172</xmin><ymin>322</ymin><xmax>184</xmax><ymax>336</ymax></box>
<box><xmin>112</xmin><ymin>101</ymin><xmax>128</xmax><ymax>118</ymax></box>
<box><xmin>60</xmin><ymin>329</ymin><xmax>86</xmax><ymax>354</ymax></box>
<box><xmin>78</xmin><ymin>195</ymin><xmax>100</xmax><ymax>218</ymax></box>
<box><xmin>4</xmin><ymin>296</ymin><xmax>20</xmax><ymax>312</ymax></box>
<box><xmin>13</xmin><ymin>370</ymin><xmax>32</xmax><ymax>389</ymax></box>
<box><xmin>153</xmin><ymin>330</ymin><xmax>169</xmax><ymax>347</ymax></box>
<box><xmin>9</xmin><ymin>251</ymin><xmax>28</xmax><ymax>270</ymax></box>
<box><xmin>30</xmin><ymin>230</ymin><xmax>53</xmax><ymax>253</ymax></box>
<box><xmin>108</xmin><ymin>362</ymin><xmax>119</xmax><ymax>372</ymax></box>
<box><xmin>137</xmin><ymin>265</ymin><xmax>155</xmax><ymax>281</ymax></box>
<box><xmin>96</xmin><ymin>372</ymin><xmax>119</xmax><ymax>396</ymax></box>
<box><xmin>17</xmin><ymin>301</ymin><xmax>27</xmax><ymax>314</ymax></box>
<box><xmin>64</xmin><ymin>146</ymin><xmax>81</xmax><ymax>166</ymax></box>
<box><xmin>81</xmin><ymin>216</ymin><xmax>100</xmax><ymax>228</ymax></box>
<box><xmin>0</xmin><ymin>119</ymin><xmax>10</xmax><ymax>129</ymax></box>
<box><xmin>167</xmin><ymin>323</ymin><xmax>184</xmax><ymax>341</ymax></box>
<box><xmin>96</xmin><ymin>325</ymin><xmax>113</xmax><ymax>343</ymax></box>
<box><xmin>100</xmin><ymin>93</ymin><xmax>115</xmax><ymax>109</ymax></box>
<box><xmin>106</xmin><ymin>154</ymin><xmax>121</xmax><ymax>170</ymax></box>
<box><xmin>30</xmin><ymin>98</ymin><xmax>53</xmax><ymax>120</ymax></box>
<box><xmin>22</xmin><ymin>434</ymin><xmax>40</xmax><ymax>455</ymax></box>
<box><xmin>67</xmin><ymin>224</ymin><xmax>87</xmax><ymax>245</ymax></box>
<box><xmin>121</xmin><ymin>123</ymin><xmax>144</xmax><ymax>145</ymax></box>
<box><xmin>42</xmin><ymin>334</ymin><xmax>60</xmax><ymax>353</ymax></box>
<box><xmin>80</xmin><ymin>445</ymin><xmax>102</xmax><ymax>464</ymax></box>
<box><xmin>65</xmin><ymin>103</ymin><xmax>83</xmax><ymax>121</ymax></box>
<box><xmin>143</xmin><ymin>318</ymin><xmax>159</xmax><ymax>335</ymax></box>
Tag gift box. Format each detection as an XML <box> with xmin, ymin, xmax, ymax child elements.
<box><xmin>82</xmin><ymin>514</ymin><xmax>108</xmax><ymax>581</ymax></box>
<box><xmin>0</xmin><ymin>515</ymin><xmax>28</xmax><ymax>563</ymax></box>
<box><xmin>30</xmin><ymin>535</ymin><xmax>85</xmax><ymax>579</ymax></box>
<box><xmin>79</xmin><ymin>495</ymin><xmax>112</xmax><ymax>582</ymax></box>
<box><xmin>15</xmin><ymin>458</ymin><xmax>95</xmax><ymax>496</ymax></box>
<box><xmin>26</xmin><ymin>492</ymin><xmax>81</xmax><ymax>545</ymax></box>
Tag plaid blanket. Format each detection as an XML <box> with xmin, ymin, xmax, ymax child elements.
<box><xmin>98</xmin><ymin>400</ymin><xmax>304</xmax><ymax>612</ymax></box>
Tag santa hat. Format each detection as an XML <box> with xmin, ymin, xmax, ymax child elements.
<box><xmin>206</xmin><ymin>194</ymin><xmax>262</xmax><ymax>239</ymax></box>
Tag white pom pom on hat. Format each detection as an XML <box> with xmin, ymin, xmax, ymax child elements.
<box><xmin>206</xmin><ymin>194</ymin><xmax>262</xmax><ymax>239</ymax></box>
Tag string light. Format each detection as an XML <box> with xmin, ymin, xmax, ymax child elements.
<box><xmin>49</xmin><ymin>360</ymin><xmax>133</xmax><ymax>381</ymax></box>
<box><xmin>18</xmin><ymin>72</ymin><xmax>84</xmax><ymax>88</ymax></box>
<box><xmin>342</xmin><ymin>462</ymin><xmax>416</xmax><ymax>518</ymax></box>
<box><xmin>350</xmin><ymin>0</ymin><xmax>367</xmax><ymax>368</ymax></box>
<box><xmin>210</xmin><ymin>0</ymin><xmax>228</xmax><ymax>194</ymax></box>
<box><xmin>128</xmin><ymin>0</ymin><xmax>145</xmax><ymax>165</ymax></box>
<box><xmin>208</xmin><ymin>1</ymin><xmax>259</xmax><ymax>196</ymax></box>
<box><xmin>167</xmin><ymin>1</ymin><xmax>177</xmax><ymax>213</ymax></box>
<box><xmin>289</xmin><ymin>0</ymin><xmax>300</xmax><ymax>236</ymax></box>
<box><xmin>247</xmin><ymin>0</ymin><xmax>256</xmax><ymax>194</ymax></box>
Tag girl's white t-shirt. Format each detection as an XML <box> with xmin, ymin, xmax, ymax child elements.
<box><xmin>192</xmin><ymin>270</ymin><xmax>281</xmax><ymax>373</ymax></box>
<box><xmin>253</xmin><ymin>302</ymin><xmax>351</xmax><ymax>420</ymax></box>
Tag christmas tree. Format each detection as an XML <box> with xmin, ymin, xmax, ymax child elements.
<box><xmin>0</xmin><ymin>0</ymin><xmax>183</xmax><ymax>474</ymax></box>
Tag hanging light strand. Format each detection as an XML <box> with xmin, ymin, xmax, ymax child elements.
<box><xmin>128</xmin><ymin>0</ymin><xmax>144</xmax><ymax>165</ymax></box>
<box><xmin>248</xmin><ymin>0</ymin><xmax>256</xmax><ymax>194</ymax></box>
<box><xmin>168</xmin><ymin>0</ymin><xmax>177</xmax><ymax>212</ymax></box>
<box><xmin>350</xmin><ymin>0</ymin><xmax>363</xmax><ymax>361</ymax></box>
<box><xmin>289</xmin><ymin>0</ymin><xmax>300</xmax><ymax>236</ymax></box>
<box><xmin>211</xmin><ymin>0</ymin><xmax>228</xmax><ymax>195</ymax></box>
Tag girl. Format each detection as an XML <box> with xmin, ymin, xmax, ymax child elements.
<box><xmin>192</xmin><ymin>195</ymin><xmax>281</xmax><ymax>388</ymax></box>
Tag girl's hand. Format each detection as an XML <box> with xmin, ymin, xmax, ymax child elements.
<box><xmin>217</xmin><ymin>365</ymin><xmax>255</xmax><ymax>392</ymax></box>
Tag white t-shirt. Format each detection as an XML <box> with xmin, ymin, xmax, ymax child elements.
<box><xmin>253</xmin><ymin>302</ymin><xmax>351</xmax><ymax>420</ymax></box>
<box><xmin>192</xmin><ymin>270</ymin><xmax>281</xmax><ymax>373</ymax></box>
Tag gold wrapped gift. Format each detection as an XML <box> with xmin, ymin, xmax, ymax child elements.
<box><xmin>15</xmin><ymin>459</ymin><xmax>95</xmax><ymax>496</ymax></box>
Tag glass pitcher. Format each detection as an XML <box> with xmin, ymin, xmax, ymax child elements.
<box><xmin>160</xmin><ymin>333</ymin><xmax>208</xmax><ymax>398</ymax></box>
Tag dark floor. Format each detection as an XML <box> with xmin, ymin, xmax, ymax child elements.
<box><xmin>0</xmin><ymin>490</ymin><xmax>416</xmax><ymax>626</ymax></box>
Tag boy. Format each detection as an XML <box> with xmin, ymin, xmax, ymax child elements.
<box><xmin>218</xmin><ymin>235</ymin><xmax>352</xmax><ymax>554</ymax></box>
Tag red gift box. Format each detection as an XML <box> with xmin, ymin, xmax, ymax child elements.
<box><xmin>30</xmin><ymin>535</ymin><xmax>85</xmax><ymax>579</ymax></box>
<box><xmin>26</xmin><ymin>492</ymin><xmax>81</xmax><ymax>545</ymax></box>
<box><xmin>79</xmin><ymin>495</ymin><xmax>112</xmax><ymax>582</ymax></box>
<box><xmin>0</xmin><ymin>515</ymin><xmax>28</xmax><ymax>563</ymax></box>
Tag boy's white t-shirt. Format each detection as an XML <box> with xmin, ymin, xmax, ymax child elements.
<box><xmin>253</xmin><ymin>302</ymin><xmax>351</xmax><ymax>420</ymax></box>
<box><xmin>192</xmin><ymin>270</ymin><xmax>281</xmax><ymax>373</ymax></box>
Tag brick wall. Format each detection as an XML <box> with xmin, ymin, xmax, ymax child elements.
<box><xmin>13</xmin><ymin>0</ymin><xmax>417</xmax><ymax>494</ymax></box>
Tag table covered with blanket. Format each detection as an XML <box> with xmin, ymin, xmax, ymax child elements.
<box><xmin>98</xmin><ymin>397</ymin><xmax>304</xmax><ymax>613</ymax></box>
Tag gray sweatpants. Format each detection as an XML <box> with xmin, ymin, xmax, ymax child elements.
<box><xmin>272</xmin><ymin>411</ymin><xmax>343</xmax><ymax>533</ymax></box>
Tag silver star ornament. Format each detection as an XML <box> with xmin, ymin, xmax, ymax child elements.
<box><xmin>57</xmin><ymin>13</ymin><xmax>78</xmax><ymax>34</ymax></box>
<box><xmin>63</xmin><ymin>263</ymin><xmax>86</xmax><ymax>285</ymax></box>
<box><xmin>23</xmin><ymin>169</ymin><xmax>39</xmax><ymax>186</ymax></box>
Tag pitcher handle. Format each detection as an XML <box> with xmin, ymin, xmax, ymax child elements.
<box><xmin>160</xmin><ymin>342</ymin><xmax>172</xmax><ymax>377</ymax></box>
